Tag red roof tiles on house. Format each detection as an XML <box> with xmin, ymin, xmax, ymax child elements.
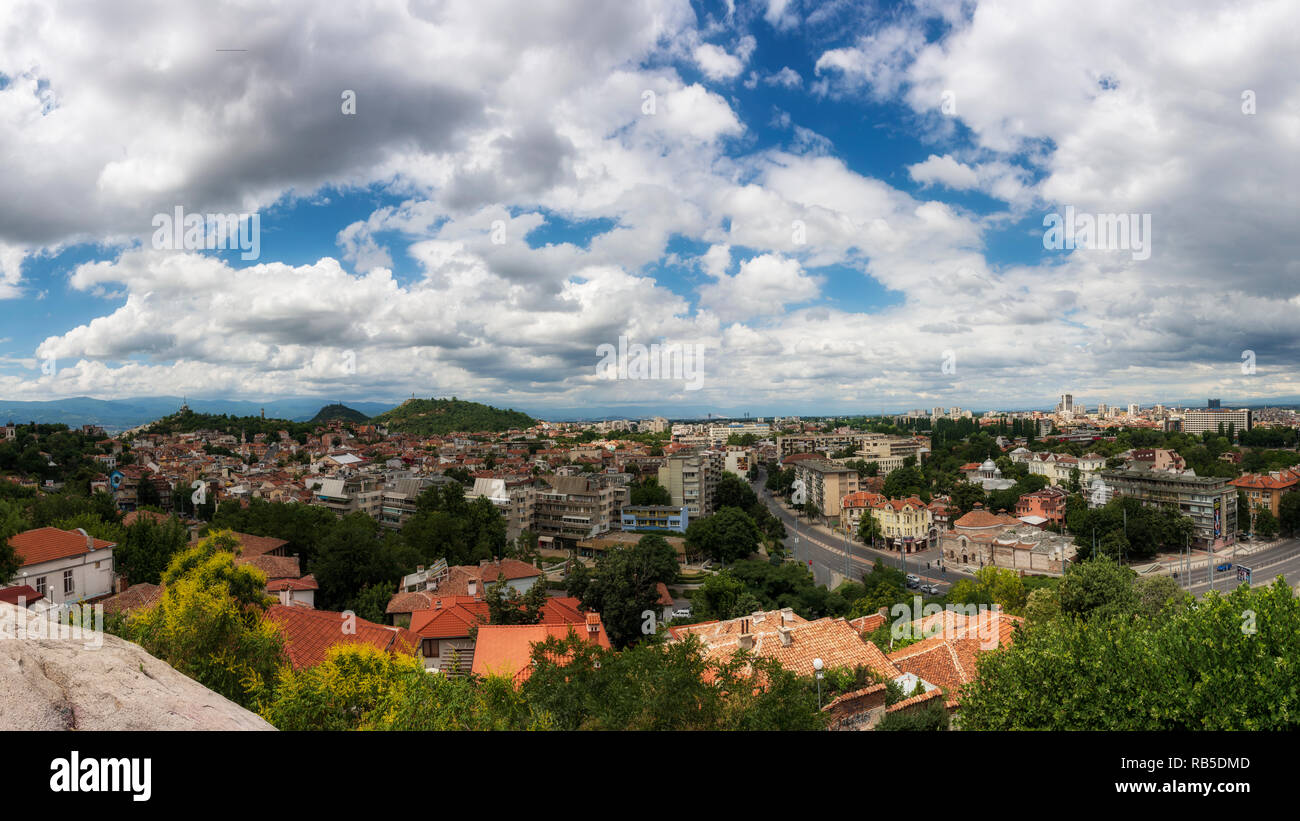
<box><xmin>9</xmin><ymin>527</ymin><xmax>115</xmax><ymax>567</ymax></box>
<box><xmin>264</xmin><ymin>604</ymin><xmax>417</xmax><ymax>670</ymax></box>
<box><xmin>471</xmin><ymin>621</ymin><xmax>611</xmax><ymax>684</ymax></box>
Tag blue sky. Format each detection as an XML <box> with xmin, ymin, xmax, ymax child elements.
<box><xmin>0</xmin><ymin>0</ymin><xmax>1295</xmax><ymax>417</ymax></box>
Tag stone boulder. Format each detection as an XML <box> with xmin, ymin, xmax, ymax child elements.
<box><xmin>0</xmin><ymin>602</ymin><xmax>275</xmax><ymax>730</ymax></box>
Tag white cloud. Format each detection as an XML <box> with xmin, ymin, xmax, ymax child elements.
<box><xmin>908</xmin><ymin>154</ymin><xmax>979</xmax><ymax>189</ymax></box>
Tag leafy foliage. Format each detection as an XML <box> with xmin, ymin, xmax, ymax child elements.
<box><xmin>119</xmin><ymin>530</ymin><xmax>285</xmax><ymax>709</ymax></box>
<box><xmin>370</xmin><ymin>397</ymin><xmax>535</xmax><ymax>436</ymax></box>
<box><xmin>961</xmin><ymin>579</ymin><xmax>1300</xmax><ymax>730</ymax></box>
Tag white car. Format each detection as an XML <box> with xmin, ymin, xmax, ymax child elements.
<box><xmin>671</xmin><ymin>609</ymin><xmax>692</xmax><ymax>619</ymax></box>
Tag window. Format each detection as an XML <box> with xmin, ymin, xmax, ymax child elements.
<box><xmin>63</xmin><ymin>569</ymin><xmax>74</xmax><ymax>596</ymax></box>
<box><xmin>422</xmin><ymin>639</ymin><xmax>438</xmax><ymax>658</ymax></box>
<box><xmin>35</xmin><ymin>576</ymin><xmax>46</xmax><ymax>596</ymax></box>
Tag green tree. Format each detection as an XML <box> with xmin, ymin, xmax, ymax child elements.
<box><xmin>114</xmin><ymin>515</ymin><xmax>190</xmax><ymax>586</ymax></box>
<box><xmin>1056</xmin><ymin>556</ymin><xmax>1138</xmax><ymax>620</ymax></box>
<box><xmin>579</xmin><ymin>534</ymin><xmax>679</xmax><ymax>648</ymax></box>
<box><xmin>485</xmin><ymin>573</ymin><xmax>549</xmax><ymax>625</ymax></box>
<box><xmin>121</xmin><ymin>531</ymin><xmax>285</xmax><ymax>708</ymax></box>
<box><xmin>685</xmin><ymin>507</ymin><xmax>762</xmax><ymax>564</ymax></box>
<box><xmin>961</xmin><ymin>580</ymin><xmax>1300</xmax><ymax>730</ymax></box>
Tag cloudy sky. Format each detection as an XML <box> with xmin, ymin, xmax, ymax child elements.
<box><xmin>0</xmin><ymin>0</ymin><xmax>1296</xmax><ymax>416</ymax></box>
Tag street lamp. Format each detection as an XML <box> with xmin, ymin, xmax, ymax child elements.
<box><xmin>813</xmin><ymin>657</ymin><xmax>825</xmax><ymax>709</ymax></box>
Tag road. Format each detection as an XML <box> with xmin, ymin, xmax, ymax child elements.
<box><xmin>1169</xmin><ymin>538</ymin><xmax>1300</xmax><ymax>596</ymax></box>
<box><xmin>752</xmin><ymin>469</ymin><xmax>973</xmax><ymax>593</ymax></box>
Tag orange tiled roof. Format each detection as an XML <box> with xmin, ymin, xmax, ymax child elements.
<box><xmin>265</xmin><ymin>604</ymin><xmax>417</xmax><ymax>670</ymax></box>
<box><xmin>9</xmin><ymin>527</ymin><xmax>115</xmax><ymax>567</ymax></box>
<box><xmin>953</xmin><ymin>509</ymin><xmax>1021</xmax><ymax>530</ymax></box>
<box><xmin>471</xmin><ymin>621</ymin><xmax>611</xmax><ymax>684</ymax></box>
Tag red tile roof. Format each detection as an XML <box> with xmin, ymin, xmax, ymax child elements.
<box><xmin>471</xmin><ymin>621</ymin><xmax>611</xmax><ymax>684</ymax></box>
<box><xmin>0</xmin><ymin>585</ymin><xmax>43</xmax><ymax>606</ymax></box>
<box><xmin>264</xmin><ymin>605</ymin><xmax>417</xmax><ymax>670</ymax></box>
<box><xmin>9</xmin><ymin>527</ymin><xmax>115</xmax><ymax>567</ymax></box>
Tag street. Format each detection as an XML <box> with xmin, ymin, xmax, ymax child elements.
<box><xmin>752</xmin><ymin>469</ymin><xmax>973</xmax><ymax>593</ymax></box>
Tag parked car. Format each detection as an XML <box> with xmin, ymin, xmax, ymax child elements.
<box><xmin>1216</xmin><ymin>563</ymin><xmax>1233</xmax><ymax>572</ymax></box>
<box><xmin>671</xmin><ymin>608</ymin><xmax>692</xmax><ymax>620</ymax></box>
<box><xmin>905</xmin><ymin>574</ymin><xmax>920</xmax><ymax>588</ymax></box>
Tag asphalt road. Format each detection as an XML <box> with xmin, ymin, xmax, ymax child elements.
<box><xmin>752</xmin><ymin>470</ymin><xmax>972</xmax><ymax>592</ymax></box>
<box><xmin>1171</xmin><ymin>538</ymin><xmax>1300</xmax><ymax>596</ymax></box>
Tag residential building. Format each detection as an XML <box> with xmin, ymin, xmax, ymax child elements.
<box><xmin>6</xmin><ymin>527</ymin><xmax>117</xmax><ymax>605</ymax></box>
<box><xmin>471</xmin><ymin>616</ymin><xmax>611</xmax><ymax>684</ymax></box>
<box><xmin>264</xmin><ymin>605</ymin><xmax>417</xmax><ymax>670</ymax></box>
<box><xmin>1230</xmin><ymin>469</ymin><xmax>1299</xmax><ymax>519</ymax></box>
<box><xmin>1015</xmin><ymin>486</ymin><xmax>1068</xmax><ymax>526</ymax></box>
<box><xmin>467</xmin><ymin>477</ymin><xmax>536</xmax><ymax>541</ymax></box>
<box><xmin>791</xmin><ymin>459</ymin><xmax>860</xmax><ymax>519</ymax></box>
<box><xmin>534</xmin><ymin>474</ymin><xmax>629</xmax><ymax>547</ymax></box>
<box><xmin>658</xmin><ymin>451</ymin><xmax>721</xmax><ymax>519</ymax></box>
<box><xmin>1097</xmin><ymin>468</ymin><xmax>1238</xmax><ymax>549</ymax></box>
<box><xmin>620</xmin><ymin>504</ymin><xmax>689</xmax><ymax>533</ymax></box>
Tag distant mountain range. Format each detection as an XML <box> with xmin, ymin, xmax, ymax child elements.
<box><xmin>0</xmin><ymin>396</ymin><xmax>399</xmax><ymax>431</ymax></box>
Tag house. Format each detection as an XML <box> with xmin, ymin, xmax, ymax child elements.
<box><xmin>6</xmin><ymin>527</ymin><xmax>117</xmax><ymax>605</ymax></box>
<box><xmin>669</xmin><ymin>608</ymin><xmax>902</xmax><ymax>683</ymax></box>
<box><xmin>1231</xmin><ymin>469</ymin><xmax>1300</xmax><ymax>518</ymax></box>
<box><xmin>886</xmin><ymin>609</ymin><xmax>1023</xmax><ymax>709</ymax></box>
<box><xmin>1014</xmin><ymin>486</ymin><xmax>1068</xmax><ymax>526</ymax></box>
<box><xmin>264</xmin><ymin>604</ymin><xmax>417</xmax><ymax>670</ymax></box>
<box><xmin>471</xmin><ymin>616</ymin><xmax>611</xmax><ymax>684</ymax></box>
<box><xmin>0</xmin><ymin>585</ymin><xmax>44</xmax><ymax>608</ymax></box>
<box><xmin>408</xmin><ymin>594</ymin><xmax>594</xmax><ymax>673</ymax></box>
<box><xmin>236</xmin><ymin>554</ymin><xmax>317</xmax><ymax>608</ymax></box>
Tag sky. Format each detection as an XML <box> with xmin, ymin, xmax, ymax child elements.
<box><xmin>0</xmin><ymin>0</ymin><xmax>1296</xmax><ymax>417</ymax></box>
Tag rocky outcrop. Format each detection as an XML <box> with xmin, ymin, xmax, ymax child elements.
<box><xmin>0</xmin><ymin>602</ymin><xmax>275</xmax><ymax>730</ymax></box>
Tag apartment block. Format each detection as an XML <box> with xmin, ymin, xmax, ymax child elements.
<box><xmin>1097</xmin><ymin>468</ymin><xmax>1237</xmax><ymax>549</ymax></box>
<box><xmin>791</xmin><ymin>459</ymin><xmax>860</xmax><ymax>519</ymax></box>
<box><xmin>658</xmin><ymin>451</ymin><xmax>722</xmax><ymax>518</ymax></box>
<box><xmin>533</xmin><ymin>474</ymin><xmax>629</xmax><ymax>547</ymax></box>
<box><xmin>620</xmin><ymin>505</ymin><xmax>689</xmax><ymax>533</ymax></box>
<box><xmin>1181</xmin><ymin>408</ymin><xmax>1253</xmax><ymax>437</ymax></box>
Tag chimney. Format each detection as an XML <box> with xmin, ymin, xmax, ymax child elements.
<box><xmin>777</xmin><ymin>626</ymin><xmax>793</xmax><ymax>646</ymax></box>
<box><xmin>467</xmin><ymin>580</ymin><xmax>477</xmax><ymax>597</ymax></box>
<box><xmin>781</xmin><ymin>607</ymin><xmax>795</xmax><ymax>624</ymax></box>
<box><xmin>738</xmin><ymin>632</ymin><xmax>754</xmax><ymax>651</ymax></box>
<box><xmin>585</xmin><ymin>612</ymin><xmax>601</xmax><ymax>642</ymax></box>
<box><xmin>278</xmin><ymin>587</ymin><xmax>290</xmax><ymax>606</ymax></box>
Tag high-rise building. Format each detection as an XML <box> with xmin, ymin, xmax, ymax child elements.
<box><xmin>1182</xmin><ymin>408</ymin><xmax>1252</xmax><ymax>437</ymax></box>
<box><xmin>1128</xmin><ymin>403</ymin><xmax>1140</xmax><ymax>417</ymax></box>
<box><xmin>1207</xmin><ymin>398</ymin><xmax>1221</xmax><ymax>409</ymax></box>
<box><xmin>658</xmin><ymin>451</ymin><xmax>722</xmax><ymax>518</ymax></box>
<box><xmin>1058</xmin><ymin>394</ymin><xmax>1074</xmax><ymax>415</ymax></box>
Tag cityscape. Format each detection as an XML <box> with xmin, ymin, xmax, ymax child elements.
<box><xmin>0</xmin><ymin>0</ymin><xmax>1294</xmax><ymax>803</ymax></box>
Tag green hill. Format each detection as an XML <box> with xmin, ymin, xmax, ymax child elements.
<box><xmin>371</xmin><ymin>397</ymin><xmax>535</xmax><ymax>436</ymax></box>
<box><xmin>310</xmin><ymin>403</ymin><xmax>369</xmax><ymax>424</ymax></box>
<box><xmin>140</xmin><ymin>408</ymin><xmax>313</xmax><ymax>440</ymax></box>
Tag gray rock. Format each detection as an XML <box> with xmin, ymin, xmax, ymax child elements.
<box><xmin>0</xmin><ymin>602</ymin><xmax>275</xmax><ymax>730</ymax></box>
